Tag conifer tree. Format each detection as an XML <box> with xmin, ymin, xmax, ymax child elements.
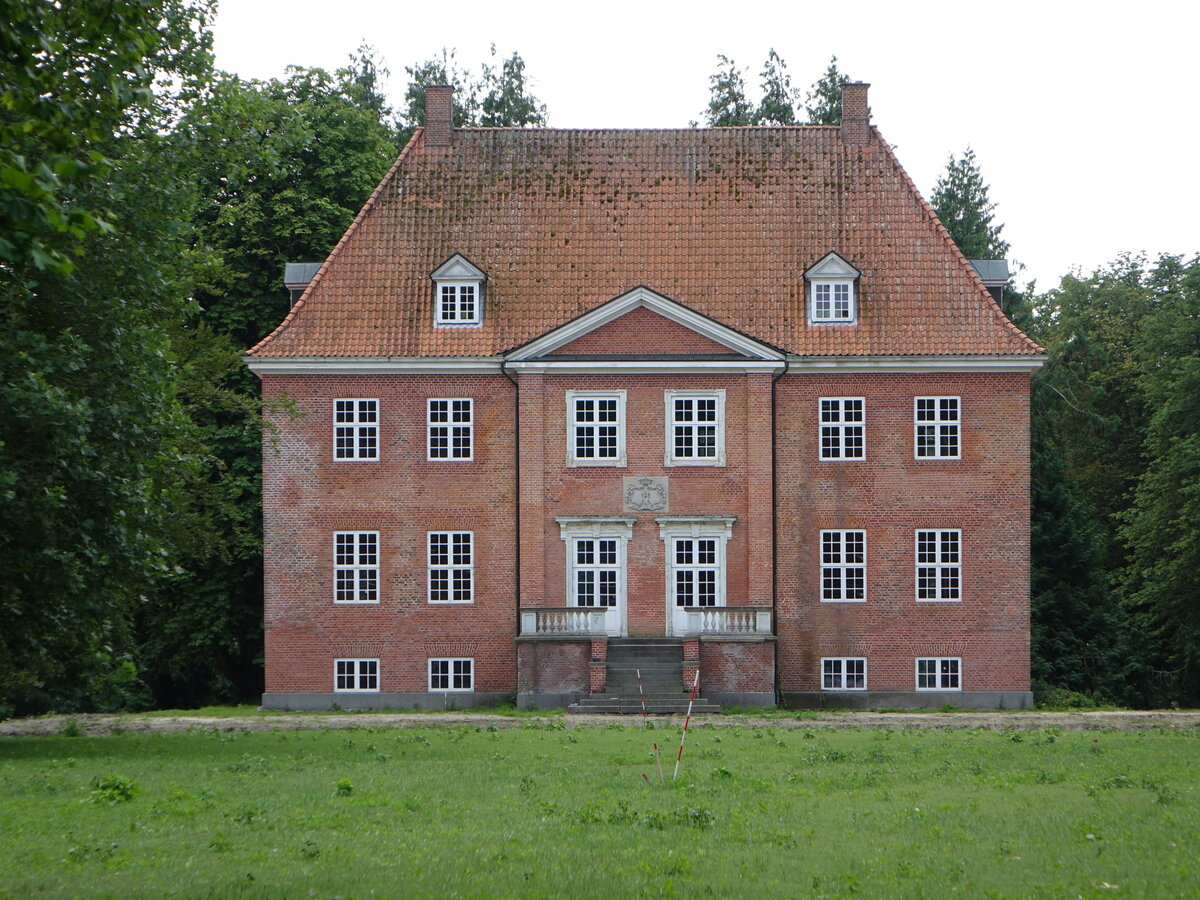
<box><xmin>930</xmin><ymin>147</ymin><xmax>1010</xmax><ymax>259</ymax></box>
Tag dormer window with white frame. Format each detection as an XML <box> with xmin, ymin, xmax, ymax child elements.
<box><xmin>431</xmin><ymin>253</ymin><xmax>487</xmax><ymax>326</ymax></box>
<box><xmin>805</xmin><ymin>252</ymin><xmax>861</xmax><ymax>326</ymax></box>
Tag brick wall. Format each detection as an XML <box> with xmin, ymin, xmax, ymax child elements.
<box><xmin>775</xmin><ymin>371</ymin><xmax>1032</xmax><ymax>694</ymax></box>
<box><xmin>700</xmin><ymin>640</ymin><xmax>776</xmax><ymax>693</ymax></box>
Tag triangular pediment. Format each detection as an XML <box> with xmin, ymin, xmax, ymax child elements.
<box><xmin>430</xmin><ymin>253</ymin><xmax>486</xmax><ymax>281</ymax></box>
<box><xmin>505</xmin><ymin>286</ymin><xmax>785</xmax><ymax>362</ymax></box>
<box><xmin>805</xmin><ymin>251</ymin><xmax>860</xmax><ymax>279</ymax></box>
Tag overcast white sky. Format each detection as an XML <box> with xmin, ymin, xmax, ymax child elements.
<box><xmin>212</xmin><ymin>0</ymin><xmax>1198</xmax><ymax>291</ymax></box>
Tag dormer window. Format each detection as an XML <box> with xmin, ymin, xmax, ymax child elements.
<box><xmin>805</xmin><ymin>252</ymin><xmax>861</xmax><ymax>326</ymax></box>
<box><xmin>431</xmin><ymin>253</ymin><xmax>487</xmax><ymax>326</ymax></box>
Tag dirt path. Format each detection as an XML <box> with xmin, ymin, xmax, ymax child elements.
<box><xmin>2</xmin><ymin>709</ymin><xmax>1198</xmax><ymax>737</ymax></box>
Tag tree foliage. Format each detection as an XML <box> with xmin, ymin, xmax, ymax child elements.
<box><xmin>804</xmin><ymin>55</ymin><xmax>849</xmax><ymax>125</ymax></box>
<box><xmin>931</xmin><ymin>148</ymin><xmax>1010</xmax><ymax>260</ymax></box>
<box><xmin>754</xmin><ymin>50</ymin><xmax>798</xmax><ymax>125</ymax></box>
<box><xmin>704</xmin><ymin>55</ymin><xmax>753</xmax><ymax>126</ymax></box>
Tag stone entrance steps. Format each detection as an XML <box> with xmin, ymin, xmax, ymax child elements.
<box><xmin>567</xmin><ymin>637</ymin><xmax>720</xmax><ymax>715</ymax></box>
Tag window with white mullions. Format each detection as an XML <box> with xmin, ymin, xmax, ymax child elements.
<box><xmin>813</xmin><ymin>283</ymin><xmax>852</xmax><ymax>321</ymax></box>
<box><xmin>429</xmin><ymin>658</ymin><xmax>473</xmax><ymax>691</ymax></box>
<box><xmin>334</xmin><ymin>531</ymin><xmax>378</xmax><ymax>603</ymax></box>
<box><xmin>437</xmin><ymin>283</ymin><xmax>478</xmax><ymax>323</ymax></box>
<box><xmin>673</xmin><ymin>538</ymin><xmax>719</xmax><ymax>608</ymax></box>
<box><xmin>573</xmin><ymin>538</ymin><xmax>618</xmax><ymax>607</ymax></box>
<box><xmin>916</xmin><ymin>529</ymin><xmax>961</xmax><ymax>601</ymax></box>
<box><xmin>428</xmin><ymin>532</ymin><xmax>473</xmax><ymax>603</ymax></box>
<box><xmin>915</xmin><ymin>396</ymin><xmax>960</xmax><ymax>458</ymax></box>
<box><xmin>428</xmin><ymin>398</ymin><xmax>473</xmax><ymax>460</ymax></box>
<box><xmin>334</xmin><ymin>399</ymin><xmax>378</xmax><ymax>460</ymax></box>
<box><xmin>334</xmin><ymin>658</ymin><xmax>379</xmax><ymax>692</ymax></box>
<box><xmin>916</xmin><ymin>657</ymin><xmax>961</xmax><ymax>690</ymax></box>
<box><xmin>819</xmin><ymin>398</ymin><xmax>864</xmax><ymax>460</ymax></box>
<box><xmin>820</xmin><ymin>530</ymin><xmax>866</xmax><ymax>602</ymax></box>
<box><xmin>821</xmin><ymin>657</ymin><xmax>867</xmax><ymax>690</ymax></box>
<box><xmin>567</xmin><ymin>391</ymin><xmax>625</xmax><ymax>465</ymax></box>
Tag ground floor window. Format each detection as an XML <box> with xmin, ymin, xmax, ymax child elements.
<box><xmin>821</xmin><ymin>657</ymin><xmax>866</xmax><ymax>690</ymax></box>
<box><xmin>429</xmin><ymin>658</ymin><xmax>473</xmax><ymax>691</ymax></box>
<box><xmin>334</xmin><ymin>659</ymin><xmax>379</xmax><ymax>692</ymax></box>
<box><xmin>916</xmin><ymin>657</ymin><xmax>961</xmax><ymax>690</ymax></box>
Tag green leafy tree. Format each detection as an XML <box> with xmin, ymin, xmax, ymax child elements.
<box><xmin>930</xmin><ymin>148</ymin><xmax>1010</xmax><ymax>260</ymax></box>
<box><xmin>480</xmin><ymin>47</ymin><xmax>547</xmax><ymax>127</ymax></box>
<box><xmin>752</xmin><ymin>49</ymin><xmax>797</xmax><ymax>125</ymax></box>
<box><xmin>1119</xmin><ymin>255</ymin><xmax>1200</xmax><ymax>704</ymax></box>
<box><xmin>804</xmin><ymin>55</ymin><xmax>849</xmax><ymax>125</ymax></box>
<box><xmin>401</xmin><ymin>47</ymin><xmax>481</xmax><ymax>136</ymax></box>
<box><xmin>0</xmin><ymin>0</ymin><xmax>215</xmax><ymax>715</ymax></box>
<box><xmin>704</xmin><ymin>55</ymin><xmax>753</xmax><ymax>126</ymax></box>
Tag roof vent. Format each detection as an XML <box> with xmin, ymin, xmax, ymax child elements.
<box><xmin>425</xmin><ymin>85</ymin><xmax>453</xmax><ymax>147</ymax></box>
<box><xmin>840</xmin><ymin>82</ymin><xmax>871</xmax><ymax>146</ymax></box>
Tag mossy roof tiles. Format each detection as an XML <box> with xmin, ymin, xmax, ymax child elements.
<box><xmin>247</xmin><ymin>126</ymin><xmax>1041</xmax><ymax>359</ymax></box>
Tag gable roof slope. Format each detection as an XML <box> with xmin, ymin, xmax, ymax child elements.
<box><xmin>248</xmin><ymin>125</ymin><xmax>1042</xmax><ymax>359</ymax></box>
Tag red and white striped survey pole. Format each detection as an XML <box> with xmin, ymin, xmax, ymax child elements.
<box><xmin>673</xmin><ymin>670</ymin><xmax>700</xmax><ymax>781</ymax></box>
<box><xmin>636</xmin><ymin>668</ymin><xmax>648</xmax><ymax>725</ymax></box>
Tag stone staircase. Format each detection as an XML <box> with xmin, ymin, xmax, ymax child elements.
<box><xmin>567</xmin><ymin>638</ymin><xmax>721</xmax><ymax>714</ymax></box>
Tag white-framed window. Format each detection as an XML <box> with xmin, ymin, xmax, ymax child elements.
<box><xmin>665</xmin><ymin>390</ymin><xmax>725</xmax><ymax>466</ymax></box>
<box><xmin>915</xmin><ymin>396</ymin><xmax>961</xmax><ymax>459</ymax></box>
<box><xmin>916</xmin><ymin>657</ymin><xmax>961</xmax><ymax>691</ymax></box>
<box><xmin>805</xmin><ymin>252</ymin><xmax>860</xmax><ymax>326</ymax></box>
<box><xmin>428</xmin><ymin>398</ymin><xmax>473</xmax><ymax>460</ymax></box>
<box><xmin>822</xmin><ymin>658</ymin><xmax>867</xmax><ymax>691</ymax></box>
<box><xmin>334</xmin><ymin>658</ymin><xmax>379</xmax><ymax>692</ymax></box>
<box><xmin>558</xmin><ymin>517</ymin><xmax>634</xmax><ymax>614</ymax></box>
<box><xmin>819</xmin><ymin>398</ymin><xmax>864</xmax><ymax>460</ymax></box>
<box><xmin>431</xmin><ymin>254</ymin><xmax>486</xmax><ymax>327</ymax></box>
<box><xmin>820</xmin><ymin>530</ymin><xmax>866</xmax><ymax>602</ymax></box>
<box><xmin>657</xmin><ymin>517</ymin><xmax>735</xmax><ymax>612</ymax></box>
<box><xmin>436</xmin><ymin>283</ymin><xmax>480</xmax><ymax>325</ymax></box>
<box><xmin>428</xmin><ymin>532</ymin><xmax>473</xmax><ymax>603</ymax></box>
<box><xmin>916</xmin><ymin>529</ymin><xmax>961</xmax><ymax>601</ymax></box>
<box><xmin>429</xmin><ymin>658</ymin><xmax>473</xmax><ymax>691</ymax></box>
<box><xmin>567</xmin><ymin>391</ymin><xmax>626</xmax><ymax>466</ymax></box>
<box><xmin>334</xmin><ymin>399</ymin><xmax>378</xmax><ymax>460</ymax></box>
<box><xmin>334</xmin><ymin>531</ymin><xmax>378</xmax><ymax>603</ymax></box>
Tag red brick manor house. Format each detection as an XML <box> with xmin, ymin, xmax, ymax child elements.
<box><xmin>246</xmin><ymin>84</ymin><xmax>1045</xmax><ymax>711</ymax></box>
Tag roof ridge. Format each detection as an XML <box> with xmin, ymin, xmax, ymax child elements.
<box><xmin>245</xmin><ymin>128</ymin><xmax>424</xmax><ymax>357</ymax></box>
<box><xmin>453</xmin><ymin>125</ymin><xmax>841</xmax><ymax>133</ymax></box>
<box><xmin>874</xmin><ymin>131</ymin><xmax>1044</xmax><ymax>355</ymax></box>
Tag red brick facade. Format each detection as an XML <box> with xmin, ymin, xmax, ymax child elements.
<box><xmin>249</xmin><ymin>84</ymin><xmax>1043</xmax><ymax>710</ymax></box>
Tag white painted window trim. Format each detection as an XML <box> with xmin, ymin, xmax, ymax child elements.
<box><xmin>334</xmin><ymin>658</ymin><xmax>379</xmax><ymax>692</ymax></box>
<box><xmin>664</xmin><ymin>389</ymin><xmax>725</xmax><ymax>467</ymax></box>
<box><xmin>820</xmin><ymin>529</ymin><xmax>867</xmax><ymax>603</ymax></box>
<box><xmin>434</xmin><ymin>282</ymin><xmax>482</xmax><ymax>326</ymax></box>
<box><xmin>821</xmin><ymin>657</ymin><xmax>867</xmax><ymax>691</ymax></box>
<box><xmin>427</xmin><ymin>398</ymin><xmax>473</xmax><ymax>461</ymax></box>
<box><xmin>915</xmin><ymin>657</ymin><xmax>962</xmax><ymax>691</ymax></box>
<box><xmin>809</xmin><ymin>280</ymin><xmax>857</xmax><ymax>325</ymax></box>
<box><xmin>333</xmin><ymin>398</ymin><xmax>379</xmax><ymax>461</ymax></box>
<box><xmin>428</xmin><ymin>531</ymin><xmax>474</xmax><ymax>604</ymax></box>
<box><xmin>428</xmin><ymin>657</ymin><xmax>474</xmax><ymax>692</ymax></box>
<box><xmin>333</xmin><ymin>531</ymin><xmax>379</xmax><ymax>604</ymax></box>
<box><xmin>558</xmin><ymin>517</ymin><xmax>634</xmax><ymax>611</ymax></box>
<box><xmin>818</xmin><ymin>397</ymin><xmax>865</xmax><ymax>461</ymax></box>
<box><xmin>914</xmin><ymin>396</ymin><xmax>962</xmax><ymax>459</ymax></box>
<box><xmin>566</xmin><ymin>390</ymin><xmax>627</xmax><ymax>467</ymax></box>
<box><xmin>915</xmin><ymin>529</ymin><xmax>962</xmax><ymax>602</ymax></box>
<box><xmin>657</xmin><ymin>516</ymin><xmax>736</xmax><ymax>612</ymax></box>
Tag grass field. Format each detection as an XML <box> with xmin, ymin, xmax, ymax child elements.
<box><xmin>0</xmin><ymin>721</ymin><xmax>1196</xmax><ymax>898</ymax></box>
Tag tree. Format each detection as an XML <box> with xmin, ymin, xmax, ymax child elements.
<box><xmin>752</xmin><ymin>49</ymin><xmax>797</xmax><ymax>125</ymax></box>
<box><xmin>804</xmin><ymin>55</ymin><xmax>849</xmax><ymax>125</ymax></box>
<box><xmin>401</xmin><ymin>48</ymin><xmax>481</xmax><ymax>136</ymax></box>
<box><xmin>930</xmin><ymin>148</ymin><xmax>1010</xmax><ymax>260</ymax></box>
<box><xmin>0</xmin><ymin>0</ymin><xmax>216</xmax><ymax>715</ymax></box>
<box><xmin>704</xmin><ymin>55</ymin><xmax>753</xmax><ymax>126</ymax></box>
<box><xmin>1119</xmin><ymin>255</ymin><xmax>1200</xmax><ymax>704</ymax></box>
<box><xmin>479</xmin><ymin>47</ymin><xmax>547</xmax><ymax>127</ymax></box>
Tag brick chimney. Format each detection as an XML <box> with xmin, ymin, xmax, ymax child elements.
<box><xmin>424</xmin><ymin>85</ymin><xmax>453</xmax><ymax>147</ymax></box>
<box><xmin>840</xmin><ymin>82</ymin><xmax>871</xmax><ymax>146</ymax></box>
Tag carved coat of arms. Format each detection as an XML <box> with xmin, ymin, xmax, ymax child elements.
<box><xmin>624</xmin><ymin>477</ymin><xmax>668</xmax><ymax>512</ymax></box>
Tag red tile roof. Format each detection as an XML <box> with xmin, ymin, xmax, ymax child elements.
<box><xmin>247</xmin><ymin>126</ymin><xmax>1042</xmax><ymax>359</ymax></box>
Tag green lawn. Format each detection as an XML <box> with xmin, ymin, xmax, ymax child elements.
<box><xmin>0</xmin><ymin>723</ymin><xmax>1195</xmax><ymax>898</ymax></box>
